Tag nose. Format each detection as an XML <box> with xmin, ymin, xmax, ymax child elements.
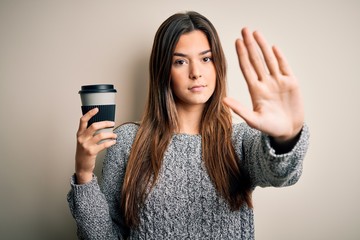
<box><xmin>189</xmin><ymin>62</ymin><xmax>202</xmax><ymax>80</ymax></box>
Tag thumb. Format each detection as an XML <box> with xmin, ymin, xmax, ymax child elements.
<box><xmin>223</xmin><ymin>97</ymin><xmax>258</xmax><ymax>129</ymax></box>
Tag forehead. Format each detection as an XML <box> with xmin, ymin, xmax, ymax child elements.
<box><xmin>174</xmin><ymin>30</ymin><xmax>210</xmax><ymax>53</ymax></box>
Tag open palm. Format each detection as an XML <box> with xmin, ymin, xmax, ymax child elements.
<box><xmin>223</xmin><ymin>28</ymin><xmax>304</xmax><ymax>142</ymax></box>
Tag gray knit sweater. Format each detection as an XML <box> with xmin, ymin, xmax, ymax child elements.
<box><xmin>67</xmin><ymin>122</ymin><xmax>309</xmax><ymax>239</ymax></box>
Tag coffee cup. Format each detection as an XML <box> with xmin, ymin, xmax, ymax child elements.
<box><xmin>79</xmin><ymin>84</ymin><xmax>117</xmax><ymax>142</ymax></box>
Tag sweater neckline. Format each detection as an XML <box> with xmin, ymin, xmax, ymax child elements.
<box><xmin>172</xmin><ymin>132</ymin><xmax>201</xmax><ymax>138</ymax></box>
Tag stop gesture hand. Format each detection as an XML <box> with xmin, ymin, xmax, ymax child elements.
<box><xmin>224</xmin><ymin>28</ymin><xmax>304</xmax><ymax>143</ymax></box>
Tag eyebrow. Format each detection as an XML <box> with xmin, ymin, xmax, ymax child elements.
<box><xmin>173</xmin><ymin>49</ymin><xmax>212</xmax><ymax>57</ymax></box>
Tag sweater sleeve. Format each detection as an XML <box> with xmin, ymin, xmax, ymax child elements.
<box><xmin>233</xmin><ymin>123</ymin><xmax>310</xmax><ymax>189</ymax></box>
<box><xmin>67</xmin><ymin>123</ymin><xmax>139</xmax><ymax>239</ymax></box>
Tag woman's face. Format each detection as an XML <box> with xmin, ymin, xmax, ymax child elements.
<box><xmin>170</xmin><ymin>30</ymin><xmax>216</xmax><ymax>109</ymax></box>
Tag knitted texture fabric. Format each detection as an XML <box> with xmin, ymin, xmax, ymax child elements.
<box><xmin>68</xmin><ymin>122</ymin><xmax>309</xmax><ymax>239</ymax></box>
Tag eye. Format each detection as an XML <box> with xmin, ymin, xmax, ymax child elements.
<box><xmin>203</xmin><ymin>57</ymin><xmax>213</xmax><ymax>63</ymax></box>
<box><xmin>174</xmin><ymin>59</ymin><xmax>187</xmax><ymax>65</ymax></box>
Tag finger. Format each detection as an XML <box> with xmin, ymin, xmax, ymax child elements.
<box><xmin>91</xmin><ymin>132</ymin><xmax>117</xmax><ymax>145</ymax></box>
<box><xmin>223</xmin><ymin>97</ymin><xmax>259</xmax><ymax>129</ymax></box>
<box><xmin>253</xmin><ymin>31</ymin><xmax>280</xmax><ymax>76</ymax></box>
<box><xmin>100</xmin><ymin>139</ymin><xmax>117</xmax><ymax>149</ymax></box>
<box><xmin>236</xmin><ymin>39</ymin><xmax>257</xmax><ymax>86</ymax></box>
<box><xmin>242</xmin><ymin>27</ymin><xmax>267</xmax><ymax>81</ymax></box>
<box><xmin>91</xmin><ymin>138</ymin><xmax>117</xmax><ymax>153</ymax></box>
<box><xmin>80</xmin><ymin>137</ymin><xmax>116</xmax><ymax>158</ymax></box>
<box><xmin>273</xmin><ymin>45</ymin><xmax>293</xmax><ymax>76</ymax></box>
<box><xmin>78</xmin><ymin>108</ymin><xmax>99</xmax><ymax>134</ymax></box>
<box><xmin>86</xmin><ymin>121</ymin><xmax>116</xmax><ymax>136</ymax></box>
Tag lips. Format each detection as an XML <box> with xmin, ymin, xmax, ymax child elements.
<box><xmin>189</xmin><ymin>84</ymin><xmax>207</xmax><ymax>91</ymax></box>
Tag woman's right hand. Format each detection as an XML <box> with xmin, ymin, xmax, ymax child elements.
<box><xmin>75</xmin><ymin>108</ymin><xmax>117</xmax><ymax>184</ymax></box>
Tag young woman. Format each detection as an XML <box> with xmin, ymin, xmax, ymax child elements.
<box><xmin>68</xmin><ymin>11</ymin><xmax>309</xmax><ymax>239</ymax></box>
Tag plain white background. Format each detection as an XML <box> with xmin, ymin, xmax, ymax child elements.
<box><xmin>0</xmin><ymin>0</ymin><xmax>359</xmax><ymax>239</ymax></box>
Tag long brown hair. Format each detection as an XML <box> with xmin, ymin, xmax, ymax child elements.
<box><xmin>120</xmin><ymin>11</ymin><xmax>253</xmax><ymax>228</ymax></box>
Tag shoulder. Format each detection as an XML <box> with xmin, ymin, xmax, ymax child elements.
<box><xmin>232</xmin><ymin>122</ymin><xmax>246</xmax><ymax>135</ymax></box>
<box><xmin>114</xmin><ymin>122</ymin><xmax>139</xmax><ymax>137</ymax></box>
<box><xmin>111</xmin><ymin>122</ymin><xmax>139</xmax><ymax>151</ymax></box>
<box><xmin>114</xmin><ymin>122</ymin><xmax>139</xmax><ymax>135</ymax></box>
<box><xmin>232</xmin><ymin>122</ymin><xmax>259</xmax><ymax>139</ymax></box>
<box><xmin>231</xmin><ymin>122</ymin><xmax>262</xmax><ymax>152</ymax></box>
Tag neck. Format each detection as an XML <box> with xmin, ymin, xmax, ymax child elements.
<box><xmin>176</xmin><ymin>104</ymin><xmax>204</xmax><ymax>135</ymax></box>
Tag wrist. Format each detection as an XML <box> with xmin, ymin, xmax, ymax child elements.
<box><xmin>75</xmin><ymin>171</ymin><xmax>93</xmax><ymax>184</ymax></box>
<box><xmin>273</xmin><ymin>124</ymin><xmax>303</xmax><ymax>143</ymax></box>
<box><xmin>270</xmin><ymin>126</ymin><xmax>303</xmax><ymax>154</ymax></box>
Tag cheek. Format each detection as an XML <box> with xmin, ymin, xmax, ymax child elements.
<box><xmin>208</xmin><ymin>68</ymin><xmax>217</xmax><ymax>87</ymax></box>
<box><xmin>204</xmin><ymin>63</ymin><xmax>216</xmax><ymax>77</ymax></box>
<box><xmin>208</xmin><ymin>70</ymin><xmax>217</xmax><ymax>96</ymax></box>
<box><xmin>170</xmin><ymin>69</ymin><xmax>184</xmax><ymax>88</ymax></box>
